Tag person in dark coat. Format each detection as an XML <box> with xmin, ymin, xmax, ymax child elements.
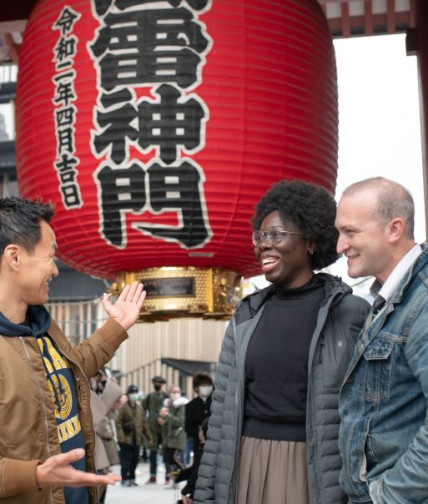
<box><xmin>142</xmin><ymin>375</ymin><xmax>168</xmax><ymax>484</ymax></box>
<box><xmin>116</xmin><ymin>384</ymin><xmax>152</xmax><ymax>487</ymax></box>
<box><xmin>185</xmin><ymin>372</ymin><xmax>213</xmax><ymax>460</ymax></box>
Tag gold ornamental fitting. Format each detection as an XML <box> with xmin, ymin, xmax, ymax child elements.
<box><xmin>109</xmin><ymin>267</ymin><xmax>243</xmax><ymax>321</ymax></box>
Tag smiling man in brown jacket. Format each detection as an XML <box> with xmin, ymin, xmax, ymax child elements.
<box><xmin>0</xmin><ymin>197</ymin><xmax>146</xmax><ymax>504</ymax></box>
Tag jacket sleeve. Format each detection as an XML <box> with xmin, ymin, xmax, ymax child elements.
<box><xmin>334</xmin><ymin>293</ymin><xmax>370</xmax><ymax>343</ymax></box>
<box><xmin>185</xmin><ymin>401</ymin><xmax>195</xmax><ymax>436</ymax></box>
<box><xmin>168</xmin><ymin>405</ymin><xmax>185</xmax><ymax>428</ymax></box>
<box><xmin>50</xmin><ymin>318</ymin><xmax>128</xmax><ymax>379</ymax></box>
<box><xmin>194</xmin><ymin>318</ymin><xmax>237</xmax><ymax>504</ymax></box>
<box><xmin>142</xmin><ymin>417</ymin><xmax>153</xmax><ymax>444</ymax></box>
<box><xmin>142</xmin><ymin>394</ymin><xmax>149</xmax><ymax>412</ymax></box>
<box><xmin>0</xmin><ymin>458</ymin><xmax>40</xmax><ymax>497</ymax></box>
<box><xmin>369</xmin><ymin>305</ymin><xmax>428</xmax><ymax>504</ymax></box>
<box><xmin>95</xmin><ymin>417</ymin><xmax>114</xmax><ymax>440</ymax></box>
<box><xmin>115</xmin><ymin>406</ymin><xmax>127</xmax><ymax>444</ymax></box>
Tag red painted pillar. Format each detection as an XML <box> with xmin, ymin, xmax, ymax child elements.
<box><xmin>408</xmin><ymin>0</ymin><xmax>428</xmax><ymax>237</ymax></box>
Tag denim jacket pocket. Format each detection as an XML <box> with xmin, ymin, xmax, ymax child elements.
<box><xmin>340</xmin><ymin>416</ymin><xmax>372</xmax><ymax>501</ymax></box>
<box><xmin>359</xmin><ymin>337</ymin><xmax>394</xmax><ymax>402</ymax></box>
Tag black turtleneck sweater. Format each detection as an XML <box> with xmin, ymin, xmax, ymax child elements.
<box><xmin>243</xmin><ymin>275</ymin><xmax>325</xmax><ymax>442</ymax></box>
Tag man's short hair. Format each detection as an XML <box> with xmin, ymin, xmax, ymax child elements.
<box><xmin>193</xmin><ymin>371</ymin><xmax>213</xmax><ymax>389</ymax></box>
<box><xmin>342</xmin><ymin>177</ymin><xmax>415</xmax><ymax>240</ymax></box>
<box><xmin>0</xmin><ymin>197</ymin><xmax>55</xmax><ymax>255</ymax></box>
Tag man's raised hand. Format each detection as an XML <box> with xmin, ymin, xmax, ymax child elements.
<box><xmin>102</xmin><ymin>281</ymin><xmax>146</xmax><ymax>330</ymax></box>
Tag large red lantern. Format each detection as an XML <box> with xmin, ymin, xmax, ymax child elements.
<box><xmin>16</xmin><ymin>0</ymin><xmax>337</xmax><ymax>310</ymax></box>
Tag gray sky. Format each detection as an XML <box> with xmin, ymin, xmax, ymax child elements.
<box><xmin>334</xmin><ymin>33</ymin><xmax>424</xmax><ymax>236</ymax></box>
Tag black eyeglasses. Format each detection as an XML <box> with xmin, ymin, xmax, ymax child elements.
<box><xmin>252</xmin><ymin>229</ymin><xmax>301</xmax><ymax>246</ymax></box>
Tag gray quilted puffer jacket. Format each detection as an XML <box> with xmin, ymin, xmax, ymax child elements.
<box><xmin>194</xmin><ymin>273</ymin><xmax>369</xmax><ymax>504</ymax></box>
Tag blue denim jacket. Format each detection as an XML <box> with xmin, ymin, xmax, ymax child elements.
<box><xmin>339</xmin><ymin>243</ymin><xmax>428</xmax><ymax>504</ymax></box>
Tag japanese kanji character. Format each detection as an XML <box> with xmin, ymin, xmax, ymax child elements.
<box><xmin>138</xmin><ymin>84</ymin><xmax>206</xmax><ymax>164</ymax></box>
<box><xmin>133</xmin><ymin>160</ymin><xmax>210</xmax><ymax>247</ymax></box>
<box><xmin>53</xmin><ymin>70</ymin><xmax>75</xmax><ymax>82</ymax></box>
<box><xmin>54</xmin><ymin>153</ymin><xmax>79</xmax><ymax>173</ymax></box>
<box><xmin>53</xmin><ymin>6</ymin><xmax>80</xmax><ymax>36</ymax></box>
<box><xmin>54</xmin><ymin>35</ymin><xmax>78</xmax><ymax>63</ymax></box>
<box><xmin>61</xmin><ymin>184</ymin><xmax>82</xmax><ymax>208</ymax></box>
<box><xmin>55</xmin><ymin>107</ymin><xmax>75</xmax><ymax>128</ymax></box>
<box><xmin>57</xmin><ymin>128</ymin><xmax>75</xmax><ymax>156</ymax></box>
<box><xmin>53</xmin><ymin>80</ymin><xmax>76</xmax><ymax>107</ymax></box>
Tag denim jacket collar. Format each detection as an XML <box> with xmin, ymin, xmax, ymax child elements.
<box><xmin>354</xmin><ymin>243</ymin><xmax>428</xmax><ymax>358</ymax></box>
<box><xmin>388</xmin><ymin>242</ymin><xmax>428</xmax><ymax>306</ymax></box>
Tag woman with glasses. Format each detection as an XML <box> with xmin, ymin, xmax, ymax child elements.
<box><xmin>194</xmin><ymin>180</ymin><xmax>369</xmax><ymax>504</ymax></box>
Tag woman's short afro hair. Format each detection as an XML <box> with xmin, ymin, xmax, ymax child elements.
<box><xmin>251</xmin><ymin>179</ymin><xmax>340</xmax><ymax>270</ymax></box>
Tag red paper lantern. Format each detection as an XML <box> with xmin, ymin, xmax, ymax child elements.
<box><xmin>16</xmin><ymin>0</ymin><xmax>338</xmax><ymax>279</ymax></box>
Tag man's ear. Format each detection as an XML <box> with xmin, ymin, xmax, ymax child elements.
<box><xmin>2</xmin><ymin>244</ymin><xmax>21</xmax><ymax>272</ymax></box>
<box><xmin>388</xmin><ymin>218</ymin><xmax>405</xmax><ymax>244</ymax></box>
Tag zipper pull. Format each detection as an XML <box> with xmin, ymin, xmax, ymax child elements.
<box><xmin>319</xmin><ymin>336</ymin><xmax>325</xmax><ymax>363</ymax></box>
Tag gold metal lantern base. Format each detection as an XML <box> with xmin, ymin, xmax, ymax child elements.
<box><xmin>110</xmin><ymin>267</ymin><xmax>243</xmax><ymax>321</ymax></box>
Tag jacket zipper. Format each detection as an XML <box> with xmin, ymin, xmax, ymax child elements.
<box><xmin>306</xmin><ymin>289</ymin><xmax>342</xmax><ymax>504</ymax></box>
<box><xmin>228</xmin><ymin>309</ymin><xmax>265</xmax><ymax>504</ymax></box>
<box><xmin>20</xmin><ymin>337</ymin><xmax>55</xmax><ymax>504</ymax></box>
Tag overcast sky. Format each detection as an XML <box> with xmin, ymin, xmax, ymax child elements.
<box><xmin>335</xmin><ymin>34</ymin><xmax>424</xmax><ymax>230</ymax></box>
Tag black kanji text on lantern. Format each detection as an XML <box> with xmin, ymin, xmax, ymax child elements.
<box><xmin>88</xmin><ymin>0</ymin><xmax>213</xmax><ymax>250</ymax></box>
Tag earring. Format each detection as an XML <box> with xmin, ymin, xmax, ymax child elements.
<box><xmin>308</xmin><ymin>249</ymin><xmax>314</xmax><ymax>255</ymax></box>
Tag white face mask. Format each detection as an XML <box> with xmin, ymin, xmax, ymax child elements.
<box><xmin>129</xmin><ymin>393</ymin><xmax>139</xmax><ymax>402</ymax></box>
<box><xmin>199</xmin><ymin>385</ymin><xmax>213</xmax><ymax>397</ymax></box>
<box><xmin>171</xmin><ymin>393</ymin><xmax>181</xmax><ymax>401</ymax></box>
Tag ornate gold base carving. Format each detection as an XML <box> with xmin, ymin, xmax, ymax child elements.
<box><xmin>109</xmin><ymin>267</ymin><xmax>243</xmax><ymax>321</ymax></box>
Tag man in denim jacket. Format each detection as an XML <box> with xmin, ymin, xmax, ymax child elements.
<box><xmin>335</xmin><ymin>176</ymin><xmax>428</xmax><ymax>504</ymax></box>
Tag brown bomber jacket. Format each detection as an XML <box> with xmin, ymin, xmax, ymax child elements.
<box><xmin>0</xmin><ymin>317</ymin><xmax>127</xmax><ymax>504</ymax></box>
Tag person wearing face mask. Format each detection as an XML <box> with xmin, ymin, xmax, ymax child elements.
<box><xmin>159</xmin><ymin>385</ymin><xmax>189</xmax><ymax>488</ymax></box>
<box><xmin>185</xmin><ymin>372</ymin><xmax>213</xmax><ymax>463</ymax></box>
<box><xmin>116</xmin><ymin>384</ymin><xmax>152</xmax><ymax>487</ymax></box>
<box><xmin>142</xmin><ymin>375</ymin><xmax>168</xmax><ymax>484</ymax></box>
